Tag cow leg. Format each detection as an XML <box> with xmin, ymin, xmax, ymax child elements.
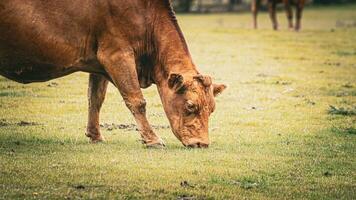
<box><xmin>98</xmin><ymin>50</ymin><xmax>165</xmax><ymax>148</ymax></box>
<box><xmin>295</xmin><ymin>0</ymin><xmax>305</xmax><ymax>31</ymax></box>
<box><xmin>268</xmin><ymin>0</ymin><xmax>278</xmax><ymax>30</ymax></box>
<box><xmin>86</xmin><ymin>74</ymin><xmax>108</xmax><ymax>143</ymax></box>
<box><xmin>284</xmin><ymin>0</ymin><xmax>293</xmax><ymax>29</ymax></box>
<box><xmin>251</xmin><ymin>0</ymin><xmax>261</xmax><ymax>29</ymax></box>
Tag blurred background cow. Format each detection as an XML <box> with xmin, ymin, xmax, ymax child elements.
<box><xmin>251</xmin><ymin>0</ymin><xmax>306</xmax><ymax>31</ymax></box>
<box><xmin>172</xmin><ymin>0</ymin><xmax>354</xmax><ymax>30</ymax></box>
<box><xmin>172</xmin><ymin>0</ymin><xmax>353</xmax><ymax>13</ymax></box>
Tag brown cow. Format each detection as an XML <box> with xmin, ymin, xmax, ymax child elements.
<box><xmin>251</xmin><ymin>0</ymin><xmax>306</xmax><ymax>31</ymax></box>
<box><xmin>0</xmin><ymin>0</ymin><xmax>226</xmax><ymax>148</ymax></box>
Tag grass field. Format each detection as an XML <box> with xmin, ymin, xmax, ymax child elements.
<box><xmin>1</xmin><ymin>4</ymin><xmax>355</xmax><ymax>200</ymax></box>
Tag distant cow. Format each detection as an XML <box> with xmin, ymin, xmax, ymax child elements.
<box><xmin>0</xmin><ymin>0</ymin><xmax>226</xmax><ymax>148</ymax></box>
<box><xmin>251</xmin><ymin>0</ymin><xmax>306</xmax><ymax>31</ymax></box>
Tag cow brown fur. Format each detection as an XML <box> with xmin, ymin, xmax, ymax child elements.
<box><xmin>0</xmin><ymin>0</ymin><xmax>226</xmax><ymax>148</ymax></box>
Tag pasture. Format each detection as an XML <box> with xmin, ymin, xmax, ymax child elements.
<box><xmin>0</xmin><ymin>4</ymin><xmax>355</xmax><ymax>199</ymax></box>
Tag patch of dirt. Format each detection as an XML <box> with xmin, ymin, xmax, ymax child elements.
<box><xmin>0</xmin><ymin>120</ymin><xmax>41</xmax><ymax>127</ymax></box>
<box><xmin>177</xmin><ymin>195</ymin><xmax>195</xmax><ymax>200</ymax></box>
<box><xmin>100</xmin><ymin>123</ymin><xmax>170</xmax><ymax>131</ymax></box>
<box><xmin>73</xmin><ymin>185</ymin><xmax>85</xmax><ymax>190</ymax></box>
<box><xmin>47</xmin><ymin>82</ymin><xmax>58</xmax><ymax>87</ymax></box>
<box><xmin>180</xmin><ymin>181</ymin><xmax>194</xmax><ymax>188</ymax></box>
<box><xmin>275</xmin><ymin>80</ymin><xmax>292</xmax><ymax>85</ymax></box>
<box><xmin>323</xmin><ymin>171</ymin><xmax>333</xmax><ymax>177</ymax></box>
<box><xmin>342</xmin><ymin>83</ymin><xmax>353</xmax><ymax>88</ymax></box>
<box><xmin>304</xmin><ymin>98</ymin><xmax>316</xmax><ymax>105</ymax></box>
<box><xmin>100</xmin><ymin>123</ymin><xmax>137</xmax><ymax>131</ymax></box>
<box><xmin>17</xmin><ymin>121</ymin><xmax>41</xmax><ymax>126</ymax></box>
<box><xmin>0</xmin><ymin>119</ymin><xmax>10</xmax><ymax>127</ymax></box>
<box><xmin>293</xmin><ymin>94</ymin><xmax>305</xmax><ymax>98</ymax></box>
<box><xmin>335</xmin><ymin>91</ymin><xmax>355</xmax><ymax>97</ymax></box>
<box><xmin>328</xmin><ymin>105</ymin><xmax>356</xmax><ymax>116</ymax></box>
<box><xmin>327</xmin><ymin>88</ymin><xmax>356</xmax><ymax>97</ymax></box>
<box><xmin>147</xmin><ymin>124</ymin><xmax>170</xmax><ymax>130</ymax></box>
<box><xmin>324</xmin><ymin>61</ymin><xmax>341</xmax><ymax>67</ymax></box>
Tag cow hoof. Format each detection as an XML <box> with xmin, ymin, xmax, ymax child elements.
<box><xmin>90</xmin><ymin>137</ymin><xmax>105</xmax><ymax>143</ymax></box>
<box><xmin>145</xmin><ymin>139</ymin><xmax>166</xmax><ymax>149</ymax></box>
<box><xmin>87</xmin><ymin>134</ymin><xmax>105</xmax><ymax>143</ymax></box>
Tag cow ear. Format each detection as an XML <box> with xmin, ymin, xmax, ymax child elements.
<box><xmin>213</xmin><ymin>84</ymin><xmax>227</xmax><ymax>97</ymax></box>
<box><xmin>168</xmin><ymin>73</ymin><xmax>186</xmax><ymax>93</ymax></box>
<box><xmin>194</xmin><ymin>74</ymin><xmax>212</xmax><ymax>87</ymax></box>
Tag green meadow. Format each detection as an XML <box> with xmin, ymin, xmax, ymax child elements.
<box><xmin>0</xmin><ymin>4</ymin><xmax>355</xmax><ymax>200</ymax></box>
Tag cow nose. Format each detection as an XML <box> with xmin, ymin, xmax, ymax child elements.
<box><xmin>187</xmin><ymin>142</ymin><xmax>209</xmax><ymax>148</ymax></box>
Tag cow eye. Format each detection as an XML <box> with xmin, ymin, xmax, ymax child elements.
<box><xmin>185</xmin><ymin>100</ymin><xmax>197</xmax><ymax>114</ymax></box>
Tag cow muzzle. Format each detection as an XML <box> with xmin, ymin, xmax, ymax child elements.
<box><xmin>184</xmin><ymin>138</ymin><xmax>209</xmax><ymax>148</ymax></box>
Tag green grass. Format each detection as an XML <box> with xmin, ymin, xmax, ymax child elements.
<box><xmin>1</xmin><ymin>5</ymin><xmax>356</xmax><ymax>200</ymax></box>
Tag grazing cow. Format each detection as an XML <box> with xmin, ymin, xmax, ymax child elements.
<box><xmin>0</xmin><ymin>0</ymin><xmax>226</xmax><ymax>148</ymax></box>
<box><xmin>251</xmin><ymin>0</ymin><xmax>306</xmax><ymax>31</ymax></box>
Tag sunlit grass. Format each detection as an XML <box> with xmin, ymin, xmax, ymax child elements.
<box><xmin>1</xmin><ymin>5</ymin><xmax>355</xmax><ymax>199</ymax></box>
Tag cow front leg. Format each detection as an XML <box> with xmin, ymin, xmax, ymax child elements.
<box><xmin>98</xmin><ymin>50</ymin><xmax>165</xmax><ymax>148</ymax></box>
<box><xmin>86</xmin><ymin>74</ymin><xmax>109</xmax><ymax>143</ymax></box>
<box><xmin>284</xmin><ymin>0</ymin><xmax>293</xmax><ymax>29</ymax></box>
<box><xmin>251</xmin><ymin>0</ymin><xmax>261</xmax><ymax>29</ymax></box>
<box><xmin>295</xmin><ymin>0</ymin><xmax>305</xmax><ymax>31</ymax></box>
<box><xmin>268</xmin><ymin>0</ymin><xmax>278</xmax><ymax>30</ymax></box>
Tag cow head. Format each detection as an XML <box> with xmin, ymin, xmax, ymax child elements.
<box><xmin>158</xmin><ymin>73</ymin><xmax>226</xmax><ymax>148</ymax></box>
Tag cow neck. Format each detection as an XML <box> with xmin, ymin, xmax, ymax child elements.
<box><xmin>150</xmin><ymin>2</ymin><xmax>198</xmax><ymax>86</ymax></box>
